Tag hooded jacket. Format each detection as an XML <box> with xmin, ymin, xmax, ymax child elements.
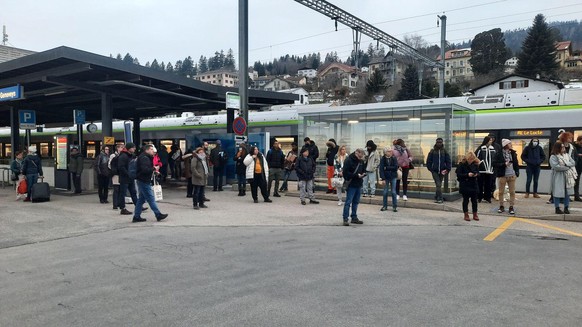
<box><xmin>520</xmin><ymin>140</ymin><xmax>546</xmax><ymax>166</ymax></box>
<box><xmin>295</xmin><ymin>155</ymin><xmax>316</xmax><ymax>181</ymax></box>
<box><xmin>475</xmin><ymin>144</ymin><xmax>496</xmax><ymax>174</ymax></box>
<box><xmin>379</xmin><ymin>155</ymin><xmax>399</xmax><ymax>181</ymax></box>
<box><xmin>325</xmin><ymin>139</ymin><xmax>339</xmax><ymax>166</ymax></box>
<box><xmin>244</xmin><ymin>152</ymin><xmax>269</xmax><ymax>180</ymax></box>
<box><xmin>22</xmin><ymin>153</ymin><xmax>43</xmax><ymax>176</ymax></box>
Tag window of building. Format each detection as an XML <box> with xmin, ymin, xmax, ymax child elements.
<box><xmin>446</xmin><ymin>62</ymin><xmax>450</xmax><ymax>67</ymax></box>
<box><xmin>460</xmin><ymin>60</ymin><xmax>464</xmax><ymax>67</ymax></box>
<box><xmin>459</xmin><ymin>68</ymin><xmax>464</xmax><ymax>74</ymax></box>
<box><xmin>499</xmin><ymin>80</ymin><xmax>529</xmax><ymax>89</ymax></box>
<box><xmin>446</xmin><ymin>71</ymin><xmax>449</xmax><ymax>76</ymax></box>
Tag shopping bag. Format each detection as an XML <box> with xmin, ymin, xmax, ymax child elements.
<box><xmin>153</xmin><ymin>179</ymin><xmax>163</xmax><ymax>201</ymax></box>
<box><xmin>331</xmin><ymin>176</ymin><xmax>344</xmax><ymax>188</ymax></box>
<box><xmin>396</xmin><ymin>168</ymin><xmax>403</xmax><ymax>180</ymax></box>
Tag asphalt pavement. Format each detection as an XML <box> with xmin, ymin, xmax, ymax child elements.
<box><xmin>1</xmin><ymin>186</ymin><xmax>582</xmax><ymax>326</ymax></box>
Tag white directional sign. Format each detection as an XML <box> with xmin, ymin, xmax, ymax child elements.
<box><xmin>234</xmin><ymin>135</ymin><xmax>248</xmax><ymax>144</ymax></box>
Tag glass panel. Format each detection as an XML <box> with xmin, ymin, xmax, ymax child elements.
<box><xmin>512</xmin><ymin>138</ymin><xmax>550</xmax><ymax>167</ymax></box>
<box><xmin>40</xmin><ymin>143</ymin><xmax>50</xmax><ymax>157</ymax></box>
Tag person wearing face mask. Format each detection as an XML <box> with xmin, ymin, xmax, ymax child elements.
<box><xmin>191</xmin><ymin>147</ymin><xmax>209</xmax><ymax>210</ymax></box>
<box><xmin>521</xmin><ymin>138</ymin><xmax>546</xmax><ymax>198</ymax></box>
<box><xmin>426</xmin><ymin>138</ymin><xmax>451</xmax><ymax>204</ymax></box>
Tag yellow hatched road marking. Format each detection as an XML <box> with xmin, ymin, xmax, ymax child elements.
<box><xmin>484</xmin><ymin>217</ymin><xmax>516</xmax><ymax>242</ymax></box>
<box><xmin>514</xmin><ymin>218</ymin><xmax>582</xmax><ymax>238</ymax></box>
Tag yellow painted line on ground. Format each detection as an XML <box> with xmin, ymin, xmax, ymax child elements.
<box><xmin>514</xmin><ymin>218</ymin><xmax>582</xmax><ymax>238</ymax></box>
<box><xmin>484</xmin><ymin>217</ymin><xmax>516</xmax><ymax>242</ymax></box>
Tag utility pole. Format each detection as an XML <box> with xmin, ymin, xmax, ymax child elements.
<box><xmin>238</xmin><ymin>0</ymin><xmax>249</xmax><ymax>138</ymax></box>
<box><xmin>2</xmin><ymin>25</ymin><xmax>8</xmax><ymax>45</ymax></box>
<box><xmin>438</xmin><ymin>15</ymin><xmax>447</xmax><ymax>98</ymax></box>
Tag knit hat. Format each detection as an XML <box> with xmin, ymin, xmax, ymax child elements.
<box><xmin>216</xmin><ymin>140</ymin><xmax>221</xmax><ymax>145</ymax></box>
<box><xmin>502</xmin><ymin>139</ymin><xmax>511</xmax><ymax>147</ymax></box>
<box><xmin>28</xmin><ymin>145</ymin><xmax>37</xmax><ymax>153</ymax></box>
<box><xmin>125</xmin><ymin>142</ymin><xmax>136</xmax><ymax>150</ymax></box>
<box><xmin>436</xmin><ymin>137</ymin><xmax>443</xmax><ymax>142</ymax></box>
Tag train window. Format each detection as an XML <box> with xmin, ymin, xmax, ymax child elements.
<box><xmin>159</xmin><ymin>140</ymin><xmax>173</xmax><ymax>152</ymax></box>
<box><xmin>5</xmin><ymin>144</ymin><xmax>11</xmax><ymax>158</ymax></box>
<box><xmin>0</xmin><ymin>143</ymin><xmax>2</xmax><ymax>157</ymax></box>
<box><xmin>179</xmin><ymin>140</ymin><xmax>186</xmax><ymax>153</ymax></box>
<box><xmin>575</xmin><ymin>130</ymin><xmax>582</xmax><ymax>141</ymax></box>
<box><xmin>86</xmin><ymin>141</ymin><xmax>97</xmax><ymax>159</ymax></box>
<box><xmin>40</xmin><ymin>143</ymin><xmax>50</xmax><ymax>157</ymax></box>
<box><xmin>513</xmin><ymin>138</ymin><xmax>550</xmax><ymax>167</ymax></box>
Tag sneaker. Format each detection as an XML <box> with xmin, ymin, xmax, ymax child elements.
<box><xmin>343</xmin><ymin>221</ymin><xmax>350</xmax><ymax>226</ymax></box>
<box><xmin>120</xmin><ymin>208</ymin><xmax>132</xmax><ymax>215</ymax></box>
<box><xmin>350</xmin><ymin>219</ymin><xmax>364</xmax><ymax>224</ymax></box>
<box><xmin>309</xmin><ymin>199</ymin><xmax>319</xmax><ymax>204</ymax></box>
<box><xmin>156</xmin><ymin>213</ymin><xmax>168</xmax><ymax>221</ymax></box>
<box><xmin>264</xmin><ymin>199</ymin><xmax>273</xmax><ymax>203</ymax></box>
<box><xmin>393</xmin><ymin>207</ymin><xmax>398</xmax><ymax>212</ymax></box>
<box><xmin>396</xmin><ymin>195</ymin><xmax>401</xmax><ymax>200</ymax></box>
<box><xmin>524</xmin><ymin>193</ymin><xmax>530</xmax><ymax>198</ymax></box>
<box><xmin>193</xmin><ymin>205</ymin><xmax>200</xmax><ymax>210</ymax></box>
<box><xmin>497</xmin><ymin>206</ymin><xmax>505</xmax><ymax>213</ymax></box>
<box><xmin>199</xmin><ymin>204</ymin><xmax>208</xmax><ymax>208</ymax></box>
<box><xmin>436</xmin><ymin>199</ymin><xmax>443</xmax><ymax>204</ymax></box>
<box><xmin>338</xmin><ymin>201</ymin><xmax>342</xmax><ymax>206</ymax></box>
<box><xmin>380</xmin><ymin>207</ymin><xmax>387</xmax><ymax>211</ymax></box>
<box><xmin>254</xmin><ymin>199</ymin><xmax>259</xmax><ymax>203</ymax></box>
<box><xmin>508</xmin><ymin>206</ymin><xmax>515</xmax><ymax>215</ymax></box>
<box><xmin>362</xmin><ymin>194</ymin><xmax>368</xmax><ymax>198</ymax></box>
<box><xmin>403</xmin><ymin>195</ymin><xmax>408</xmax><ymax>201</ymax></box>
<box><xmin>273</xmin><ymin>193</ymin><xmax>281</xmax><ymax>198</ymax></box>
<box><xmin>132</xmin><ymin>217</ymin><xmax>146</xmax><ymax>223</ymax></box>
<box><xmin>301</xmin><ymin>200</ymin><xmax>306</xmax><ymax>205</ymax></box>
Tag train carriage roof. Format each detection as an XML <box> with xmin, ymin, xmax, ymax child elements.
<box><xmin>0</xmin><ymin>46</ymin><xmax>297</xmax><ymax>127</ymax></box>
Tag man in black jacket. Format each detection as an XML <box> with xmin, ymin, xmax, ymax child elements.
<box><xmin>117</xmin><ymin>142</ymin><xmax>139</xmax><ymax>215</ymax></box>
<box><xmin>210</xmin><ymin>140</ymin><xmax>227</xmax><ymax>191</ymax></box>
<box><xmin>295</xmin><ymin>148</ymin><xmax>319</xmax><ymax>205</ymax></box>
<box><xmin>132</xmin><ymin>144</ymin><xmax>168</xmax><ymax>223</ymax></box>
<box><xmin>266</xmin><ymin>141</ymin><xmax>285</xmax><ymax>198</ymax></box>
<box><xmin>342</xmin><ymin>148</ymin><xmax>366</xmax><ymax>226</ymax></box>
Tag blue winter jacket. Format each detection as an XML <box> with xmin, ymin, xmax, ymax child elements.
<box><xmin>520</xmin><ymin>145</ymin><xmax>546</xmax><ymax>166</ymax></box>
<box><xmin>379</xmin><ymin>155</ymin><xmax>399</xmax><ymax>180</ymax></box>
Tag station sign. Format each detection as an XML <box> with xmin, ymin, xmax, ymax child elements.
<box><xmin>226</xmin><ymin>92</ymin><xmax>240</xmax><ymax>110</ymax></box>
<box><xmin>0</xmin><ymin>85</ymin><xmax>24</xmax><ymax>102</ymax></box>
<box><xmin>74</xmin><ymin>109</ymin><xmax>86</xmax><ymax>125</ymax></box>
<box><xmin>18</xmin><ymin>110</ymin><xmax>36</xmax><ymax>129</ymax></box>
<box><xmin>509</xmin><ymin>130</ymin><xmax>551</xmax><ymax>137</ymax></box>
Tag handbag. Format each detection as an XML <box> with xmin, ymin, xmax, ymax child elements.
<box><xmin>396</xmin><ymin>168</ymin><xmax>403</xmax><ymax>180</ymax></box>
<box><xmin>331</xmin><ymin>176</ymin><xmax>344</xmax><ymax>188</ymax></box>
<box><xmin>153</xmin><ymin>174</ymin><xmax>163</xmax><ymax>201</ymax></box>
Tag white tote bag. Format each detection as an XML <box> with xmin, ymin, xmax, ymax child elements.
<box><xmin>153</xmin><ymin>177</ymin><xmax>163</xmax><ymax>201</ymax></box>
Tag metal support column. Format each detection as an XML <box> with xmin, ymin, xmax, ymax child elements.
<box><xmin>9</xmin><ymin>107</ymin><xmax>20</xmax><ymax>160</ymax></box>
<box><xmin>101</xmin><ymin>93</ymin><xmax>113</xmax><ymax>137</ymax></box>
<box><xmin>438</xmin><ymin>15</ymin><xmax>447</xmax><ymax>98</ymax></box>
<box><xmin>238</xmin><ymin>0</ymin><xmax>249</xmax><ymax>137</ymax></box>
<box><xmin>352</xmin><ymin>28</ymin><xmax>361</xmax><ymax>68</ymax></box>
<box><xmin>132</xmin><ymin>115</ymin><xmax>141</xmax><ymax>148</ymax></box>
<box><xmin>76</xmin><ymin>123</ymin><xmax>83</xmax><ymax>154</ymax></box>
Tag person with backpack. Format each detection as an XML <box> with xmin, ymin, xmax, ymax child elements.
<box><xmin>117</xmin><ymin>142</ymin><xmax>140</xmax><ymax>215</ymax></box>
<box><xmin>426</xmin><ymin>138</ymin><xmax>451</xmax><ymax>204</ymax></box>
<box><xmin>68</xmin><ymin>146</ymin><xmax>84</xmax><ymax>194</ymax></box>
<box><xmin>279</xmin><ymin>142</ymin><xmax>298</xmax><ymax>192</ymax></box>
<box><xmin>210</xmin><ymin>140</ymin><xmax>227</xmax><ymax>191</ymax></box>
<box><xmin>132</xmin><ymin>144</ymin><xmax>168</xmax><ymax>223</ymax></box>
<box><xmin>108</xmin><ymin>144</ymin><xmax>124</xmax><ymax>210</ymax></box>
<box><xmin>21</xmin><ymin>145</ymin><xmax>43</xmax><ymax>202</ymax></box>
<box><xmin>266</xmin><ymin>140</ymin><xmax>285</xmax><ymax>198</ymax></box>
<box><xmin>95</xmin><ymin>145</ymin><xmax>111</xmax><ymax>204</ymax></box>
<box><xmin>379</xmin><ymin>146</ymin><xmax>399</xmax><ymax>212</ymax></box>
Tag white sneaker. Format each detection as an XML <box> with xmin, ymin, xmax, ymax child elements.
<box><xmin>403</xmin><ymin>195</ymin><xmax>408</xmax><ymax>201</ymax></box>
<box><xmin>362</xmin><ymin>194</ymin><xmax>368</xmax><ymax>197</ymax></box>
<box><xmin>397</xmin><ymin>195</ymin><xmax>401</xmax><ymax>200</ymax></box>
<box><xmin>338</xmin><ymin>201</ymin><xmax>342</xmax><ymax>206</ymax></box>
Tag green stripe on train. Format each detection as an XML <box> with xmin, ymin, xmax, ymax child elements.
<box><xmin>475</xmin><ymin>104</ymin><xmax>582</xmax><ymax>114</ymax></box>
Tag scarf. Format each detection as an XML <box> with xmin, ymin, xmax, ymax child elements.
<box><xmin>394</xmin><ymin>145</ymin><xmax>406</xmax><ymax>155</ymax></box>
<box><xmin>197</xmin><ymin>153</ymin><xmax>209</xmax><ymax>175</ymax></box>
<box><xmin>558</xmin><ymin>154</ymin><xmax>578</xmax><ymax>188</ymax></box>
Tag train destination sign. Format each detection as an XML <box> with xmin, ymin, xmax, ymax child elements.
<box><xmin>509</xmin><ymin>130</ymin><xmax>551</xmax><ymax>137</ymax></box>
<box><xmin>0</xmin><ymin>85</ymin><xmax>24</xmax><ymax>102</ymax></box>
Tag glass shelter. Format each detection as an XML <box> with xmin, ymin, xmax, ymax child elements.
<box><xmin>297</xmin><ymin>101</ymin><xmax>475</xmax><ymax>199</ymax></box>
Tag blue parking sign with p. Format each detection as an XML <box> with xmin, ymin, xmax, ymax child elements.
<box><xmin>74</xmin><ymin>109</ymin><xmax>86</xmax><ymax>125</ymax></box>
<box><xmin>19</xmin><ymin>110</ymin><xmax>36</xmax><ymax>129</ymax></box>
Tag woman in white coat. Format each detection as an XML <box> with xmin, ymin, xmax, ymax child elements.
<box><xmin>550</xmin><ymin>141</ymin><xmax>577</xmax><ymax>214</ymax></box>
<box><xmin>244</xmin><ymin>146</ymin><xmax>271</xmax><ymax>203</ymax></box>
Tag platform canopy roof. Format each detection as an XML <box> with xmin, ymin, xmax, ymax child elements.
<box><xmin>0</xmin><ymin>46</ymin><xmax>297</xmax><ymax>127</ymax></box>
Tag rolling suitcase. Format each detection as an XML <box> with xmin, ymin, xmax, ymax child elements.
<box><xmin>31</xmin><ymin>177</ymin><xmax>51</xmax><ymax>203</ymax></box>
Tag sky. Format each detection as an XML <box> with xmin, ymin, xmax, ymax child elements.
<box><xmin>2</xmin><ymin>0</ymin><xmax>582</xmax><ymax>67</ymax></box>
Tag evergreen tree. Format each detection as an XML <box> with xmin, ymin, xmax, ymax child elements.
<box><xmin>421</xmin><ymin>79</ymin><xmax>439</xmax><ymax>98</ymax></box>
<box><xmin>253</xmin><ymin>61</ymin><xmax>266</xmax><ymax>76</ymax></box>
<box><xmin>132</xmin><ymin>57</ymin><xmax>140</xmax><ymax>65</ymax></box>
<box><xmin>515</xmin><ymin>14</ymin><xmax>560</xmax><ymax>78</ymax></box>
<box><xmin>198</xmin><ymin>56</ymin><xmax>208</xmax><ymax>73</ymax></box>
<box><xmin>159</xmin><ymin>61</ymin><xmax>165</xmax><ymax>72</ymax></box>
<box><xmin>396</xmin><ymin>65</ymin><xmax>421</xmax><ymax>101</ymax></box>
<box><xmin>145</xmin><ymin>61</ymin><xmax>151</xmax><ymax>68</ymax></box>
<box><xmin>180</xmin><ymin>56</ymin><xmax>195</xmax><ymax>77</ymax></box>
<box><xmin>224</xmin><ymin>48</ymin><xmax>236</xmax><ymax>70</ymax></box>
<box><xmin>150</xmin><ymin>59</ymin><xmax>160</xmax><ymax>70</ymax></box>
<box><xmin>445</xmin><ymin>82</ymin><xmax>463</xmax><ymax>97</ymax></box>
<box><xmin>174</xmin><ymin>60</ymin><xmax>183</xmax><ymax>73</ymax></box>
<box><xmin>116</xmin><ymin>53</ymin><xmax>122</xmax><ymax>60</ymax></box>
<box><xmin>469</xmin><ymin>28</ymin><xmax>509</xmax><ymax>75</ymax></box>
<box><xmin>366</xmin><ymin>69</ymin><xmax>388</xmax><ymax>95</ymax></box>
<box><xmin>165</xmin><ymin>62</ymin><xmax>174</xmax><ymax>73</ymax></box>
<box><xmin>123</xmin><ymin>53</ymin><xmax>134</xmax><ymax>64</ymax></box>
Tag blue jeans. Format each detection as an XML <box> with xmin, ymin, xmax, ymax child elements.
<box><xmin>525</xmin><ymin>165</ymin><xmax>541</xmax><ymax>193</ymax></box>
<box><xmin>26</xmin><ymin>173</ymin><xmax>38</xmax><ymax>198</ymax></box>
<box><xmin>237</xmin><ymin>173</ymin><xmax>246</xmax><ymax>191</ymax></box>
<box><xmin>134</xmin><ymin>180</ymin><xmax>162</xmax><ymax>217</ymax></box>
<box><xmin>280</xmin><ymin>169</ymin><xmax>292</xmax><ymax>190</ymax></box>
<box><xmin>554</xmin><ymin>191</ymin><xmax>570</xmax><ymax>208</ymax></box>
<box><xmin>362</xmin><ymin>171</ymin><xmax>377</xmax><ymax>195</ymax></box>
<box><xmin>382</xmin><ymin>178</ymin><xmax>398</xmax><ymax>208</ymax></box>
<box><xmin>343</xmin><ymin>186</ymin><xmax>361</xmax><ymax>221</ymax></box>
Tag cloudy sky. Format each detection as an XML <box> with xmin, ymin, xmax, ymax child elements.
<box><xmin>2</xmin><ymin>0</ymin><xmax>581</xmax><ymax>66</ymax></box>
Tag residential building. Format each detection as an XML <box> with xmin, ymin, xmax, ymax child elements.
<box><xmin>263</xmin><ymin>77</ymin><xmax>300</xmax><ymax>91</ymax></box>
<box><xmin>0</xmin><ymin>45</ymin><xmax>35</xmax><ymax>63</ymax></box>
<box><xmin>277</xmin><ymin>88</ymin><xmax>309</xmax><ymax>105</ymax></box>
<box><xmin>504</xmin><ymin>56</ymin><xmax>518</xmax><ymax>74</ymax></box>
<box><xmin>252</xmin><ymin>76</ymin><xmax>273</xmax><ymax>89</ymax></box>
<box><xmin>564</xmin><ymin>50</ymin><xmax>582</xmax><ymax>71</ymax></box>
<box><xmin>318</xmin><ymin>62</ymin><xmax>361</xmax><ymax>89</ymax></box>
<box><xmin>436</xmin><ymin>48</ymin><xmax>474</xmax><ymax>83</ymax></box>
<box><xmin>367</xmin><ymin>53</ymin><xmax>405</xmax><ymax>85</ymax></box>
<box><xmin>298</xmin><ymin>67</ymin><xmax>317</xmax><ymax>78</ymax></box>
<box><xmin>193</xmin><ymin>69</ymin><xmax>238</xmax><ymax>87</ymax></box>
<box><xmin>470</xmin><ymin>74</ymin><xmax>564</xmax><ymax>96</ymax></box>
<box><xmin>556</xmin><ymin>41</ymin><xmax>572</xmax><ymax>68</ymax></box>
<box><xmin>248</xmin><ymin>69</ymin><xmax>258</xmax><ymax>81</ymax></box>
